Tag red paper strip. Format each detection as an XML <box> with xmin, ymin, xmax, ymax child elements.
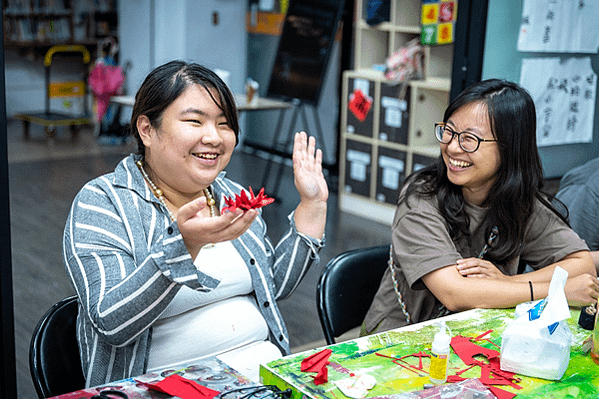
<box><xmin>375</xmin><ymin>352</ymin><xmax>430</xmax><ymax>376</ymax></box>
<box><xmin>221</xmin><ymin>187</ymin><xmax>275</xmax><ymax>214</ymax></box>
<box><xmin>348</xmin><ymin>89</ymin><xmax>372</xmax><ymax>122</ymax></box>
<box><xmin>138</xmin><ymin>374</ymin><xmax>220</xmax><ymax>399</ymax></box>
<box><xmin>488</xmin><ymin>386</ymin><xmax>517</xmax><ymax>399</ymax></box>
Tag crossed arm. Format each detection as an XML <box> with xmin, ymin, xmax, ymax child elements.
<box><xmin>422</xmin><ymin>250</ymin><xmax>598</xmax><ymax>312</ymax></box>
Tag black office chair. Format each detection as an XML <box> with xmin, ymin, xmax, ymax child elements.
<box><xmin>317</xmin><ymin>245</ymin><xmax>391</xmax><ymax>344</ymax></box>
<box><xmin>30</xmin><ymin>295</ymin><xmax>85</xmax><ymax>398</ymax></box>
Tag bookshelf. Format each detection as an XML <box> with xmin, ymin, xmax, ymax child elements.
<box><xmin>339</xmin><ymin>0</ymin><xmax>454</xmax><ymax>225</ymax></box>
<box><xmin>2</xmin><ymin>0</ymin><xmax>118</xmax><ymax>48</ymax></box>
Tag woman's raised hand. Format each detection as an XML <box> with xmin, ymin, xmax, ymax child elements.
<box><xmin>177</xmin><ymin>197</ymin><xmax>257</xmax><ymax>259</ymax></box>
<box><xmin>292</xmin><ymin>131</ymin><xmax>328</xmax><ymax>239</ymax></box>
<box><xmin>293</xmin><ymin>131</ymin><xmax>329</xmax><ymax>204</ymax></box>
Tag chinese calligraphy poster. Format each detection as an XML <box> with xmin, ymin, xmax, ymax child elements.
<box><xmin>518</xmin><ymin>0</ymin><xmax>599</xmax><ymax>53</ymax></box>
<box><xmin>520</xmin><ymin>57</ymin><xmax>597</xmax><ymax>147</ymax></box>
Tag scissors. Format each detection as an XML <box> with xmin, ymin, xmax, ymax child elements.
<box><xmin>91</xmin><ymin>390</ymin><xmax>128</xmax><ymax>399</ymax></box>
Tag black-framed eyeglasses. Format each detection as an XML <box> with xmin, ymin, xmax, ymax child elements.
<box><xmin>434</xmin><ymin>123</ymin><xmax>497</xmax><ymax>153</ymax></box>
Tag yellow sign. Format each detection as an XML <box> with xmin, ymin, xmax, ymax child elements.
<box><xmin>49</xmin><ymin>81</ymin><xmax>85</xmax><ymax>98</ymax></box>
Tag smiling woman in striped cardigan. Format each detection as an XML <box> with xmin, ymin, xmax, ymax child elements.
<box><xmin>63</xmin><ymin>60</ymin><xmax>328</xmax><ymax>386</ymax></box>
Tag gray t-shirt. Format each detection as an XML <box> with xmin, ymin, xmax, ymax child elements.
<box><xmin>555</xmin><ymin>157</ymin><xmax>599</xmax><ymax>251</ymax></box>
<box><xmin>363</xmin><ymin>192</ymin><xmax>588</xmax><ymax>334</ymax></box>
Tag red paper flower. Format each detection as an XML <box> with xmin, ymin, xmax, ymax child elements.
<box><xmin>221</xmin><ymin>187</ymin><xmax>275</xmax><ymax>214</ymax></box>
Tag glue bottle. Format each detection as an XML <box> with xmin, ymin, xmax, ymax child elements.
<box><xmin>429</xmin><ymin>321</ymin><xmax>450</xmax><ymax>384</ymax></box>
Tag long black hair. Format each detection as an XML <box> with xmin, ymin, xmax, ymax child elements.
<box><xmin>130</xmin><ymin>60</ymin><xmax>240</xmax><ymax>157</ymax></box>
<box><xmin>403</xmin><ymin>79</ymin><xmax>567</xmax><ymax>263</ymax></box>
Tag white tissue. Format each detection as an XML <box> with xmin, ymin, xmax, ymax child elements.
<box><xmin>500</xmin><ymin>266</ymin><xmax>572</xmax><ymax>380</ymax></box>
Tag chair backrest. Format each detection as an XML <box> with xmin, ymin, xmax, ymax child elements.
<box><xmin>317</xmin><ymin>245</ymin><xmax>390</xmax><ymax>344</ymax></box>
<box><xmin>29</xmin><ymin>296</ymin><xmax>85</xmax><ymax>398</ymax></box>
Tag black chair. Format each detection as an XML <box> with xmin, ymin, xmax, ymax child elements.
<box><xmin>317</xmin><ymin>245</ymin><xmax>390</xmax><ymax>344</ymax></box>
<box><xmin>30</xmin><ymin>295</ymin><xmax>85</xmax><ymax>398</ymax></box>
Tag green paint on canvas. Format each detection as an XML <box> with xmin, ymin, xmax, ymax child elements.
<box><xmin>261</xmin><ymin>309</ymin><xmax>599</xmax><ymax>398</ymax></box>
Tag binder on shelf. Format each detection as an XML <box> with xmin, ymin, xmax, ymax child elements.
<box><xmin>346</xmin><ymin>77</ymin><xmax>375</xmax><ymax>137</ymax></box>
<box><xmin>376</xmin><ymin>147</ymin><xmax>407</xmax><ymax>204</ymax></box>
<box><xmin>412</xmin><ymin>152</ymin><xmax>439</xmax><ymax>173</ymax></box>
<box><xmin>344</xmin><ymin>140</ymin><xmax>372</xmax><ymax>198</ymax></box>
<box><xmin>379</xmin><ymin>83</ymin><xmax>410</xmax><ymax>144</ymax></box>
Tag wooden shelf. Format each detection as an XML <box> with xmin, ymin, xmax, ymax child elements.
<box><xmin>3</xmin><ymin>0</ymin><xmax>118</xmax><ymax>48</ymax></box>
<box><xmin>338</xmin><ymin>0</ymin><xmax>453</xmax><ymax>223</ymax></box>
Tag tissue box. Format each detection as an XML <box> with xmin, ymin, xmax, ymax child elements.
<box><xmin>500</xmin><ymin>300</ymin><xmax>572</xmax><ymax>380</ymax></box>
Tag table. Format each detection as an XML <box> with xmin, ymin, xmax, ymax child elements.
<box><xmin>50</xmin><ymin>356</ymin><xmax>271</xmax><ymax>399</ymax></box>
<box><xmin>260</xmin><ymin>308</ymin><xmax>599</xmax><ymax>398</ymax></box>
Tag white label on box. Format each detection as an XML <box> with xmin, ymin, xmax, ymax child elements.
<box><xmin>382</xmin><ymin>96</ymin><xmax>406</xmax><ymax>128</ymax></box>
<box><xmin>379</xmin><ymin>156</ymin><xmax>405</xmax><ymax>190</ymax></box>
<box><xmin>347</xmin><ymin>150</ymin><xmax>370</xmax><ymax>182</ymax></box>
<box><xmin>385</xmin><ymin>107</ymin><xmax>402</xmax><ymax>128</ymax></box>
<box><xmin>353</xmin><ymin>79</ymin><xmax>371</xmax><ymax>97</ymax></box>
<box><xmin>381</xmin><ymin>96</ymin><xmax>407</xmax><ymax>111</ymax></box>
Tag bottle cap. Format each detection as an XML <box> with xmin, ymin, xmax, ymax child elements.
<box><xmin>433</xmin><ymin>321</ymin><xmax>451</xmax><ymax>349</ymax></box>
<box><xmin>578</xmin><ymin>304</ymin><xmax>596</xmax><ymax>330</ymax></box>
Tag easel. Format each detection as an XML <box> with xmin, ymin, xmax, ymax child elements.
<box><xmin>259</xmin><ymin>98</ymin><xmax>328</xmax><ymax>200</ymax></box>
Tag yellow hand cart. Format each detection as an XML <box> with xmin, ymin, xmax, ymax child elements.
<box><xmin>14</xmin><ymin>45</ymin><xmax>92</xmax><ymax>141</ymax></box>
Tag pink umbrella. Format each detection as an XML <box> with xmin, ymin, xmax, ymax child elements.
<box><xmin>89</xmin><ymin>63</ymin><xmax>125</xmax><ymax>122</ymax></box>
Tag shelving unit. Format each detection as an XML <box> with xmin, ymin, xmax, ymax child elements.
<box><xmin>3</xmin><ymin>0</ymin><xmax>118</xmax><ymax>48</ymax></box>
<box><xmin>339</xmin><ymin>0</ymin><xmax>454</xmax><ymax>225</ymax></box>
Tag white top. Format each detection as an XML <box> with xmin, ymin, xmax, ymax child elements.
<box><xmin>147</xmin><ymin>241</ymin><xmax>282</xmax><ymax>381</ymax></box>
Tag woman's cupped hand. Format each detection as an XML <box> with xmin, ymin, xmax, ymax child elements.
<box><xmin>177</xmin><ymin>197</ymin><xmax>258</xmax><ymax>259</ymax></box>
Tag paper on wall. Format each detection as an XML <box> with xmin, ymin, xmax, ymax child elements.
<box><xmin>520</xmin><ymin>57</ymin><xmax>596</xmax><ymax>147</ymax></box>
<box><xmin>518</xmin><ymin>0</ymin><xmax>599</xmax><ymax>53</ymax></box>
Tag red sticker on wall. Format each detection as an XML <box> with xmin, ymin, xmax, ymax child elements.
<box><xmin>348</xmin><ymin>89</ymin><xmax>373</xmax><ymax>122</ymax></box>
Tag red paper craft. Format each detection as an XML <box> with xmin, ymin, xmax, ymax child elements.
<box><xmin>138</xmin><ymin>374</ymin><xmax>220</xmax><ymax>399</ymax></box>
<box><xmin>449</xmin><ymin>334</ymin><xmax>522</xmax><ymax>399</ymax></box>
<box><xmin>450</xmin><ymin>335</ymin><xmax>500</xmax><ymax>365</ymax></box>
<box><xmin>221</xmin><ymin>187</ymin><xmax>275</xmax><ymax>214</ymax></box>
<box><xmin>301</xmin><ymin>349</ymin><xmax>332</xmax><ymax>385</ymax></box>
<box><xmin>348</xmin><ymin>89</ymin><xmax>373</xmax><ymax>122</ymax></box>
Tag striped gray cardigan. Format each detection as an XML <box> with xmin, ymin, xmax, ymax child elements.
<box><xmin>63</xmin><ymin>154</ymin><xmax>323</xmax><ymax>387</ymax></box>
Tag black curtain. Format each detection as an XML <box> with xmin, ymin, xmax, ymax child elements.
<box><xmin>0</xmin><ymin>13</ymin><xmax>18</xmax><ymax>399</ymax></box>
<box><xmin>450</xmin><ymin>0</ymin><xmax>489</xmax><ymax>102</ymax></box>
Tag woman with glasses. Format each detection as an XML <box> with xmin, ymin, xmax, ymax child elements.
<box><xmin>362</xmin><ymin>79</ymin><xmax>598</xmax><ymax>334</ymax></box>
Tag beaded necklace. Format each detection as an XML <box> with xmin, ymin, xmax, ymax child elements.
<box><xmin>135</xmin><ymin>160</ymin><xmax>217</xmax><ymax>221</ymax></box>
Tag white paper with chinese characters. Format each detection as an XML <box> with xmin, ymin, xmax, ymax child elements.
<box><xmin>518</xmin><ymin>0</ymin><xmax>599</xmax><ymax>53</ymax></box>
<box><xmin>520</xmin><ymin>57</ymin><xmax>596</xmax><ymax>147</ymax></box>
